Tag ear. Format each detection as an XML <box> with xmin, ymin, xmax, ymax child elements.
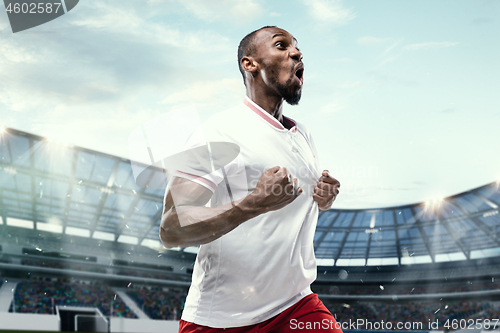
<box><xmin>241</xmin><ymin>56</ymin><xmax>259</xmax><ymax>75</ymax></box>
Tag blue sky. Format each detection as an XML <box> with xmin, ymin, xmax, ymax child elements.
<box><xmin>0</xmin><ymin>0</ymin><xmax>499</xmax><ymax>209</ymax></box>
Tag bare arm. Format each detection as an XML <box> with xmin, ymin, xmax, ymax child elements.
<box><xmin>160</xmin><ymin>166</ymin><xmax>302</xmax><ymax>248</ymax></box>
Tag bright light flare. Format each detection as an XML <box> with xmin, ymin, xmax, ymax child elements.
<box><xmin>0</xmin><ymin>126</ymin><xmax>5</xmax><ymax>134</ymax></box>
<box><xmin>44</xmin><ymin>137</ymin><xmax>73</xmax><ymax>147</ymax></box>
<box><xmin>425</xmin><ymin>196</ymin><xmax>445</xmax><ymax>209</ymax></box>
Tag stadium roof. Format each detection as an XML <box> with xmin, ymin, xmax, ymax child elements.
<box><xmin>0</xmin><ymin>127</ymin><xmax>167</xmax><ymax>251</ymax></box>
<box><xmin>1</xmin><ymin>127</ymin><xmax>499</xmax><ymax>264</ymax></box>
<box><xmin>315</xmin><ymin>184</ymin><xmax>500</xmax><ymax>266</ymax></box>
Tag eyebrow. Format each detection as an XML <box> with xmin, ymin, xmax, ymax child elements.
<box><xmin>272</xmin><ymin>33</ymin><xmax>287</xmax><ymax>39</ymax></box>
<box><xmin>272</xmin><ymin>34</ymin><xmax>300</xmax><ymax>50</ymax></box>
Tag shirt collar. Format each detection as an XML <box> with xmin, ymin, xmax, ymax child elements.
<box><xmin>243</xmin><ymin>96</ymin><xmax>297</xmax><ymax>132</ymax></box>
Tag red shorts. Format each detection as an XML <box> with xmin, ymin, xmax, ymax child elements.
<box><xmin>179</xmin><ymin>293</ymin><xmax>343</xmax><ymax>333</ymax></box>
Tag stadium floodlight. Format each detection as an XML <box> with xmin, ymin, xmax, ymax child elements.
<box><xmin>425</xmin><ymin>196</ymin><xmax>444</xmax><ymax>208</ymax></box>
<box><xmin>3</xmin><ymin>167</ymin><xmax>17</xmax><ymax>175</ymax></box>
<box><xmin>100</xmin><ymin>187</ymin><xmax>114</xmax><ymax>194</ymax></box>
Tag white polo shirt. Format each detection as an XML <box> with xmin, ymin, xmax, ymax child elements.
<box><xmin>176</xmin><ymin>96</ymin><xmax>322</xmax><ymax>328</ymax></box>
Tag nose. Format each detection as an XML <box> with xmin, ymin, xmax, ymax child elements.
<box><xmin>290</xmin><ymin>47</ymin><xmax>303</xmax><ymax>62</ymax></box>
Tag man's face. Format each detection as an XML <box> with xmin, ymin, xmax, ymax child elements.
<box><xmin>253</xmin><ymin>28</ymin><xmax>304</xmax><ymax>105</ymax></box>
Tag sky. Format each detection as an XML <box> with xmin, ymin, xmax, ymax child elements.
<box><xmin>0</xmin><ymin>0</ymin><xmax>499</xmax><ymax>209</ymax></box>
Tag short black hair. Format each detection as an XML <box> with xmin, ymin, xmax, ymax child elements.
<box><xmin>237</xmin><ymin>26</ymin><xmax>277</xmax><ymax>86</ymax></box>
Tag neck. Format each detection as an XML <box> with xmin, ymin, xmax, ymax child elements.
<box><xmin>246</xmin><ymin>85</ymin><xmax>284</xmax><ymax>122</ymax></box>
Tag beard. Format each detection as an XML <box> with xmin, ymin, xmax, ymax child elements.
<box><xmin>271</xmin><ymin>65</ymin><xmax>302</xmax><ymax>105</ymax></box>
<box><xmin>276</xmin><ymin>78</ymin><xmax>302</xmax><ymax>105</ymax></box>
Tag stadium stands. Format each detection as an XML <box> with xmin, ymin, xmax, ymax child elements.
<box><xmin>324</xmin><ymin>300</ymin><xmax>500</xmax><ymax>330</ymax></box>
<box><xmin>127</xmin><ymin>286</ymin><xmax>186</xmax><ymax>320</ymax></box>
<box><xmin>10</xmin><ymin>278</ymin><xmax>137</xmax><ymax>318</ymax></box>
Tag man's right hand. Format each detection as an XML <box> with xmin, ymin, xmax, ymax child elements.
<box><xmin>161</xmin><ymin>166</ymin><xmax>302</xmax><ymax>249</ymax></box>
<box><xmin>242</xmin><ymin>166</ymin><xmax>303</xmax><ymax>213</ymax></box>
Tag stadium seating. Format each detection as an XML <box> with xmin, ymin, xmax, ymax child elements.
<box><xmin>324</xmin><ymin>300</ymin><xmax>499</xmax><ymax>330</ymax></box>
<box><xmin>127</xmin><ymin>286</ymin><xmax>186</xmax><ymax>320</ymax></box>
<box><xmin>10</xmin><ymin>278</ymin><xmax>137</xmax><ymax>318</ymax></box>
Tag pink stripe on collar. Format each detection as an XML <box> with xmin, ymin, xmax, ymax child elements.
<box><xmin>243</xmin><ymin>97</ymin><xmax>297</xmax><ymax>132</ymax></box>
<box><xmin>243</xmin><ymin>97</ymin><xmax>283</xmax><ymax>129</ymax></box>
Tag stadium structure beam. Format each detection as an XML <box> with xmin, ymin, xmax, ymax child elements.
<box><xmin>439</xmin><ymin>217</ymin><xmax>471</xmax><ymax>260</ymax></box>
<box><xmin>137</xmin><ymin>208</ymin><xmax>163</xmax><ymax>245</ymax></box>
<box><xmin>364</xmin><ymin>212</ymin><xmax>375</xmax><ymax>263</ymax></box>
<box><xmin>114</xmin><ymin>169</ymin><xmax>157</xmax><ymax>242</ymax></box>
<box><xmin>88</xmin><ymin>160</ymin><xmax>120</xmax><ymax>237</ymax></box>
<box><xmin>62</xmin><ymin>149</ymin><xmax>78</xmax><ymax>234</ymax></box>
<box><xmin>28</xmin><ymin>136</ymin><xmax>39</xmax><ymax>230</ymax></box>
<box><xmin>410</xmin><ymin>206</ymin><xmax>435</xmax><ymax>263</ymax></box>
<box><xmin>0</xmin><ymin>161</ymin><xmax>161</xmax><ymax>202</ymax></box>
<box><xmin>473</xmin><ymin>191</ymin><xmax>499</xmax><ymax>209</ymax></box>
<box><xmin>0</xmin><ymin>131</ymin><xmax>13</xmax><ymax>232</ymax></box>
<box><xmin>0</xmin><ymin>262</ymin><xmax>191</xmax><ymax>288</ymax></box>
<box><xmin>0</xmin><ymin>187</ymin><xmax>159</xmax><ymax>241</ymax></box>
<box><xmin>333</xmin><ymin>212</ymin><xmax>358</xmax><ymax>264</ymax></box>
<box><xmin>447</xmin><ymin>197</ymin><xmax>500</xmax><ymax>247</ymax></box>
<box><xmin>392</xmin><ymin>210</ymin><xmax>402</xmax><ymax>266</ymax></box>
<box><xmin>469</xmin><ymin>215</ymin><xmax>500</xmax><ymax>245</ymax></box>
<box><xmin>314</xmin><ymin>211</ymin><xmax>340</xmax><ymax>252</ymax></box>
<box><xmin>0</xmin><ymin>188</ymin><xmax>4</xmax><ymax>227</ymax></box>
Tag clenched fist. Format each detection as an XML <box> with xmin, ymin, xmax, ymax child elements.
<box><xmin>313</xmin><ymin>170</ymin><xmax>340</xmax><ymax>211</ymax></box>
<box><xmin>247</xmin><ymin>166</ymin><xmax>303</xmax><ymax>213</ymax></box>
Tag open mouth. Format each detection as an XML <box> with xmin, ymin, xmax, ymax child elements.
<box><xmin>295</xmin><ymin>67</ymin><xmax>304</xmax><ymax>84</ymax></box>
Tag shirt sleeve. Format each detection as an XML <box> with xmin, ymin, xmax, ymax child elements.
<box><xmin>171</xmin><ymin>124</ymin><xmax>239</xmax><ymax>193</ymax></box>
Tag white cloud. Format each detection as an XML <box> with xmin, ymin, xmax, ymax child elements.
<box><xmin>356</xmin><ymin>36</ymin><xmax>392</xmax><ymax>46</ymax></box>
<box><xmin>403</xmin><ymin>42</ymin><xmax>460</xmax><ymax>51</ymax></box>
<box><xmin>71</xmin><ymin>3</ymin><xmax>231</xmax><ymax>53</ymax></box>
<box><xmin>302</xmin><ymin>0</ymin><xmax>356</xmax><ymax>25</ymax></box>
<box><xmin>0</xmin><ymin>42</ymin><xmax>40</xmax><ymax>64</ymax></box>
<box><xmin>320</xmin><ymin>100</ymin><xmax>348</xmax><ymax>114</ymax></box>
<box><xmin>179</xmin><ymin>0</ymin><xmax>263</xmax><ymax>24</ymax></box>
<box><xmin>374</xmin><ymin>39</ymin><xmax>404</xmax><ymax>68</ymax></box>
<box><xmin>161</xmin><ymin>78</ymin><xmax>243</xmax><ymax>111</ymax></box>
<box><xmin>0</xmin><ymin>0</ymin><xmax>241</xmax><ymax>161</ymax></box>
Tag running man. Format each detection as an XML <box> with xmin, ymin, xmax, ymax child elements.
<box><xmin>160</xmin><ymin>26</ymin><xmax>342</xmax><ymax>332</ymax></box>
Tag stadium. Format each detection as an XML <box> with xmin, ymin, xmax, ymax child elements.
<box><xmin>1</xmin><ymin>126</ymin><xmax>499</xmax><ymax>333</ymax></box>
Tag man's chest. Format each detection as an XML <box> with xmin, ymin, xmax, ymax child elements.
<box><xmin>236</xmin><ymin>129</ymin><xmax>320</xmax><ymax>192</ymax></box>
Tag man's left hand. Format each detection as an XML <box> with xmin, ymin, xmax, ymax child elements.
<box><xmin>313</xmin><ymin>170</ymin><xmax>340</xmax><ymax>211</ymax></box>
